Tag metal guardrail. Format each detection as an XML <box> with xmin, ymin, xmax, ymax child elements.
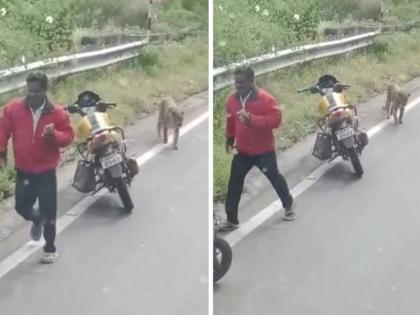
<box><xmin>0</xmin><ymin>39</ymin><xmax>149</xmax><ymax>95</ymax></box>
<box><xmin>323</xmin><ymin>25</ymin><xmax>379</xmax><ymax>38</ymax></box>
<box><xmin>323</xmin><ymin>20</ymin><xmax>420</xmax><ymax>38</ymax></box>
<box><xmin>0</xmin><ymin>27</ymin><xmax>204</xmax><ymax>95</ymax></box>
<box><xmin>149</xmin><ymin>30</ymin><xmax>206</xmax><ymax>43</ymax></box>
<box><xmin>79</xmin><ymin>29</ymin><xmax>203</xmax><ymax>49</ymax></box>
<box><xmin>213</xmin><ymin>30</ymin><xmax>381</xmax><ymax>91</ymax></box>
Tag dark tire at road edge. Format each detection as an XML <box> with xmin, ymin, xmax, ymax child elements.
<box><xmin>115</xmin><ymin>177</ymin><xmax>134</xmax><ymax>212</ymax></box>
<box><xmin>214</xmin><ymin>237</ymin><xmax>232</xmax><ymax>283</ymax></box>
<box><xmin>348</xmin><ymin>148</ymin><xmax>364</xmax><ymax>177</ymax></box>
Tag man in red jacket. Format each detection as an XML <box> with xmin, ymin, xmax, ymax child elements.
<box><xmin>219</xmin><ymin>66</ymin><xmax>295</xmax><ymax>231</ymax></box>
<box><xmin>0</xmin><ymin>72</ymin><xmax>74</xmax><ymax>263</ymax></box>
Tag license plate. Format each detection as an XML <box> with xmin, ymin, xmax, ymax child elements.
<box><xmin>336</xmin><ymin>127</ymin><xmax>354</xmax><ymax>141</ymax></box>
<box><xmin>100</xmin><ymin>153</ymin><xmax>123</xmax><ymax>169</ymax></box>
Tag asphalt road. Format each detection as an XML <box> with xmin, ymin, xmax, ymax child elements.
<box><xmin>214</xmin><ymin>96</ymin><xmax>420</xmax><ymax>315</ymax></box>
<box><xmin>0</xmin><ymin>118</ymin><xmax>209</xmax><ymax>314</ymax></box>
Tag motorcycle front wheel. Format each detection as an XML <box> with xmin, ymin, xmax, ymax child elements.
<box><xmin>348</xmin><ymin>148</ymin><xmax>364</xmax><ymax>177</ymax></box>
<box><xmin>214</xmin><ymin>236</ymin><xmax>232</xmax><ymax>283</ymax></box>
<box><xmin>115</xmin><ymin>177</ymin><xmax>134</xmax><ymax>212</ymax></box>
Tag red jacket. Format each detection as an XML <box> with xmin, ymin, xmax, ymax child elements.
<box><xmin>0</xmin><ymin>98</ymin><xmax>74</xmax><ymax>174</ymax></box>
<box><xmin>226</xmin><ymin>88</ymin><xmax>282</xmax><ymax>156</ymax></box>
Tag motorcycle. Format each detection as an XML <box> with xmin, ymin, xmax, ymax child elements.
<box><xmin>66</xmin><ymin>91</ymin><xmax>139</xmax><ymax>212</ymax></box>
<box><xmin>298</xmin><ymin>74</ymin><xmax>368</xmax><ymax>177</ymax></box>
<box><xmin>213</xmin><ymin>213</ymin><xmax>232</xmax><ymax>283</ymax></box>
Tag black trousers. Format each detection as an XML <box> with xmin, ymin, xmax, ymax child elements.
<box><xmin>225</xmin><ymin>151</ymin><xmax>293</xmax><ymax>224</ymax></box>
<box><xmin>15</xmin><ymin>170</ymin><xmax>57</xmax><ymax>253</ymax></box>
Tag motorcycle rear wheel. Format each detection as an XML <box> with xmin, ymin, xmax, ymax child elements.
<box><xmin>348</xmin><ymin>148</ymin><xmax>364</xmax><ymax>177</ymax></box>
<box><xmin>115</xmin><ymin>177</ymin><xmax>134</xmax><ymax>212</ymax></box>
<box><xmin>214</xmin><ymin>237</ymin><xmax>232</xmax><ymax>283</ymax></box>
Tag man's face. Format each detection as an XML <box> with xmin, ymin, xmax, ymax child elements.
<box><xmin>235</xmin><ymin>73</ymin><xmax>253</xmax><ymax>98</ymax></box>
<box><xmin>25</xmin><ymin>81</ymin><xmax>46</xmax><ymax>109</ymax></box>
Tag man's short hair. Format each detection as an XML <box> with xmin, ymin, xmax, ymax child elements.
<box><xmin>233</xmin><ymin>66</ymin><xmax>254</xmax><ymax>81</ymax></box>
<box><xmin>26</xmin><ymin>71</ymin><xmax>48</xmax><ymax>90</ymax></box>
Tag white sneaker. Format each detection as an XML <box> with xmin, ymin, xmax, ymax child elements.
<box><xmin>39</xmin><ymin>252</ymin><xmax>59</xmax><ymax>264</ymax></box>
<box><xmin>218</xmin><ymin>221</ymin><xmax>239</xmax><ymax>232</ymax></box>
<box><xmin>282</xmin><ymin>202</ymin><xmax>296</xmax><ymax>221</ymax></box>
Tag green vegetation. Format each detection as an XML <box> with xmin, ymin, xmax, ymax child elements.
<box><xmin>155</xmin><ymin>0</ymin><xmax>208</xmax><ymax>32</ymax></box>
<box><xmin>214</xmin><ymin>0</ymin><xmax>420</xmax><ymax>66</ymax></box>
<box><xmin>0</xmin><ymin>0</ymin><xmax>207</xmax><ymax>67</ymax></box>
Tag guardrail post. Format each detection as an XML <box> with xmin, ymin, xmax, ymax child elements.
<box><xmin>147</xmin><ymin>0</ymin><xmax>153</xmax><ymax>41</ymax></box>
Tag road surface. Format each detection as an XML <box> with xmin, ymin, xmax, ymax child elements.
<box><xmin>214</xmin><ymin>94</ymin><xmax>420</xmax><ymax>315</ymax></box>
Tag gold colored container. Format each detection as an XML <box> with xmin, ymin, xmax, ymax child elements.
<box><xmin>318</xmin><ymin>92</ymin><xmax>348</xmax><ymax>115</ymax></box>
<box><xmin>318</xmin><ymin>92</ymin><xmax>353</xmax><ymax>124</ymax></box>
<box><xmin>76</xmin><ymin>112</ymin><xmax>122</xmax><ymax>144</ymax></box>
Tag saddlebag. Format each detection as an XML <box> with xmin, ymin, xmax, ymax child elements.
<box><xmin>127</xmin><ymin>158</ymin><xmax>139</xmax><ymax>177</ymax></box>
<box><xmin>358</xmin><ymin>131</ymin><xmax>369</xmax><ymax>148</ymax></box>
<box><xmin>72</xmin><ymin>160</ymin><xmax>96</xmax><ymax>193</ymax></box>
<box><xmin>312</xmin><ymin>132</ymin><xmax>332</xmax><ymax>160</ymax></box>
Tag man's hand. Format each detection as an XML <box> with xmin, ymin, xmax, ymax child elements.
<box><xmin>43</xmin><ymin>123</ymin><xmax>55</xmax><ymax>141</ymax></box>
<box><xmin>237</xmin><ymin>109</ymin><xmax>251</xmax><ymax>126</ymax></box>
<box><xmin>226</xmin><ymin>137</ymin><xmax>234</xmax><ymax>154</ymax></box>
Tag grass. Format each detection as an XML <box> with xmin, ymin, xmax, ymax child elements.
<box><xmin>0</xmin><ymin>0</ymin><xmax>207</xmax><ymax>67</ymax></box>
<box><xmin>214</xmin><ymin>0</ymin><xmax>320</xmax><ymax>66</ymax></box>
<box><xmin>52</xmin><ymin>36</ymin><xmax>207</xmax><ymax>126</ymax></box>
<box><xmin>0</xmin><ymin>35</ymin><xmax>207</xmax><ymax>200</ymax></box>
<box><xmin>214</xmin><ymin>0</ymin><xmax>420</xmax><ymax>66</ymax></box>
<box><xmin>213</xmin><ymin>30</ymin><xmax>420</xmax><ymax>201</ymax></box>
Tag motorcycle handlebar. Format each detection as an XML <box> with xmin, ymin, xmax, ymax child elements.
<box><xmin>99</xmin><ymin>102</ymin><xmax>117</xmax><ymax>107</ymax></box>
<box><xmin>298</xmin><ymin>83</ymin><xmax>351</xmax><ymax>94</ymax></box>
<box><xmin>297</xmin><ymin>86</ymin><xmax>320</xmax><ymax>94</ymax></box>
<box><xmin>65</xmin><ymin>104</ymin><xmax>86</xmax><ymax>116</ymax></box>
<box><xmin>297</xmin><ymin>87</ymin><xmax>312</xmax><ymax>94</ymax></box>
<box><xmin>65</xmin><ymin>101</ymin><xmax>117</xmax><ymax>113</ymax></box>
<box><xmin>334</xmin><ymin>83</ymin><xmax>351</xmax><ymax>90</ymax></box>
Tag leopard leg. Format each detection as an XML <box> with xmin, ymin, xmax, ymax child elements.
<box><xmin>399</xmin><ymin>106</ymin><xmax>405</xmax><ymax>124</ymax></box>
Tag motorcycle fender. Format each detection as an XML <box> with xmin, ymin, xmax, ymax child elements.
<box><xmin>107</xmin><ymin>163</ymin><xmax>123</xmax><ymax>178</ymax></box>
<box><xmin>341</xmin><ymin>136</ymin><xmax>355</xmax><ymax>149</ymax></box>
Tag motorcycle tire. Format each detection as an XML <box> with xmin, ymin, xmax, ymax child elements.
<box><xmin>115</xmin><ymin>177</ymin><xmax>134</xmax><ymax>212</ymax></box>
<box><xmin>348</xmin><ymin>148</ymin><xmax>364</xmax><ymax>177</ymax></box>
<box><xmin>214</xmin><ymin>236</ymin><xmax>232</xmax><ymax>283</ymax></box>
